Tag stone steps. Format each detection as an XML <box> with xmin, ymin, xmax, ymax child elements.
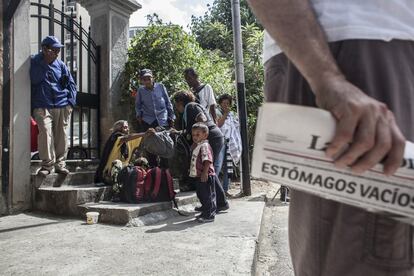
<box><xmin>78</xmin><ymin>192</ymin><xmax>198</xmax><ymax>225</ymax></box>
<box><xmin>32</xmin><ymin>171</ymin><xmax>96</xmax><ymax>188</ymax></box>
<box><xmin>34</xmin><ymin>184</ymin><xmax>112</xmax><ymax>216</ymax></box>
<box><xmin>30</xmin><ymin>159</ymin><xmax>100</xmax><ymax>174</ymax></box>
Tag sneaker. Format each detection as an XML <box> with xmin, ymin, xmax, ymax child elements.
<box><xmin>196</xmin><ymin>217</ymin><xmax>214</xmax><ymax>223</ymax></box>
<box><xmin>217</xmin><ymin>204</ymin><xmax>230</xmax><ymax>213</ymax></box>
<box><xmin>55</xmin><ymin>167</ymin><xmax>69</xmax><ymax>175</ymax></box>
<box><xmin>194</xmin><ymin>206</ymin><xmax>204</xmax><ymax>212</ymax></box>
<box><xmin>37</xmin><ymin>168</ymin><xmax>51</xmax><ymax>176</ymax></box>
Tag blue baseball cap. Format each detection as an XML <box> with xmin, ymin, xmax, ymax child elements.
<box><xmin>140</xmin><ymin>69</ymin><xmax>153</xmax><ymax>78</ymax></box>
<box><xmin>41</xmin><ymin>36</ymin><xmax>64</xmax><ymax>48</ymax></box>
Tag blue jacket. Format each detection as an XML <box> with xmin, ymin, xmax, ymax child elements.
<box><xmin>30</xmin><ymin>53</ymin><xmax>77</xmax><ymax>109</ymax></box>
<box><xmin>135</xmin><ymin>82</ymin><xmax>175</xmax><ymax>126</ymax></box>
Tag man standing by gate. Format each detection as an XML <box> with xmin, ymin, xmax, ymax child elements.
<box><xmin>31</xmin><ymin>36</ymin><xmax>77</xmax><ymax>176</ymax></box>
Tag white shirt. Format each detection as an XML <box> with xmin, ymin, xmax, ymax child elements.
<box><xmin>197</xmin><ymin>84</ymin><xmax>216</xmax><ymax>110</ymax></box>
<box><xmin>263</xmin><ymin>0</ymin><xmax>414</xmax><ymax>63</ymax></box>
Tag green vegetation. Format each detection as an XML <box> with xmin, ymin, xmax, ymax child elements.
<box><xmin>124</xmin><ymin>1</ymin><xmax>264</xmax><ymax>145</ymax></box>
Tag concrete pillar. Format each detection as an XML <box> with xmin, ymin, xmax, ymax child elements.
<box><xmin>9</xmin><ymin>0</ymin><xmax>31</xmax><ymax>213</ymax></box>
<box><xmin>0</xmin><ymin>0</ymin><xmax>6</xmax><ymax>215</ymax></box>
<box><xmin>79</xmin><ymin>0</ymin><xmax>141</xmax><ymax>146</ymax></box>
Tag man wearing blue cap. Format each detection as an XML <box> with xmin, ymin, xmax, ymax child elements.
<box><xmin>31</xmin><ymin>35</ymin><xmax>77</xmax><ymax>176</ymax></box>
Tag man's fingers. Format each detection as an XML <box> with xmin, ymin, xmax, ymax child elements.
<box><xmin>350</xmin><ymin>119</ymin><xmax>391</xmax><ymax>174</ymax></box>
<box><xmin>326</xmin><ymin>111</ymin><xmax>358</xmax><ymax>158</ymax></box>
<box><xmin>334</xmin><ymin>113</ymin><xmax>376</xmax><ymax>169</ymax></box>
<box><xmin>383</xmin><ymin>115</ymin><xmax>406</xmax><ymax>176</ymax></box>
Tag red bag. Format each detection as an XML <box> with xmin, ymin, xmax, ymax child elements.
<box><xmin>31</xmin><ymin>117</ymin><xmax>39</xmax><ymax>152</ymax></box>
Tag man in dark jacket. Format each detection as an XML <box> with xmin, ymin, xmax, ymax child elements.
<box><xmin>31</xmin><ymin>36</ymin><xmax>77</xmax><ymax>176</ymax></box>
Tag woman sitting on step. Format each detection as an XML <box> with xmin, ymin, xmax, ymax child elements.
<box><xmin>94</xmin><ymin>120</ymin><xmax>145</xmax><ymax>186</ymax></box>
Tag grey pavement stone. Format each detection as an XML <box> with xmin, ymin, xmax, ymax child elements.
<box><xmin>0</xmin><ymin>200</ymin><xmax>265</xmax><ymax>276</ymax></box>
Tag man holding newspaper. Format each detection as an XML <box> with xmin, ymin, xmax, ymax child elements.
<box><xmin>248</xmin><ymin>0</ymin><xmax>414</xmax><ymax>275</ymax></box>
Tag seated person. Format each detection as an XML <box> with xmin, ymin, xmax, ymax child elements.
<box><xmin>94</xmin><ymin>120</ymin><xmax>145</xmax><ymax>185</ymax></box>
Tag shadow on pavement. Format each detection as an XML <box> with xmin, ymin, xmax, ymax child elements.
<box><xmin>145</xmin><ymin>213</ymin><xmax>204</xmax><ymax>233</ymax></box>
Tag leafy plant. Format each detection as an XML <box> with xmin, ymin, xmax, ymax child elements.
<box><xmin>122</xmin><ymin>15</ymin><xmax>235</xmax><ymax>129</ymax></box>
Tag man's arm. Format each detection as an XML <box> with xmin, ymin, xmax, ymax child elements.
<box><xmin>30</xmin><ymin>56</ymin><xmax>48</xmax><ymax>85</ymax></box>
<box><xmin>209</xmin><ymin>105</ymin><xmax>217</xmax><ymax>123</ymax></box>
<box><xmin>161</xmin><ymin>84</ymin><xmax>175</xmax><ymax>121</ymax></box>
<box><xmin>135</xmin><ymin>89</ymin><xmax>143</xmax><ymax>123</ymax></box>
<box><xmin>62</xmin><ymin>63</ymin><xmax>77</xmax><ymax>106</ymax></box>
<box><xmin>206</xmin><ymin>85</ymin><xmax>217</xmax><ymax>123</ymax></box>
<box><xmin>247</xmin><ymin>0</ymin><xmax>405</xmax><ymax>175</ymax></box>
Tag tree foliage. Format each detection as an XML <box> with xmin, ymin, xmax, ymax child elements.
<box><xmin>190</xmin><ymin>0</ymin><xmax>264</xmax><ymax>146</ymax></box>
<box><xmin>190</xmin><ymin>0</ymin><xmax>261</xmax><ymax>56</ymax></box>
<box><xmin>122</xmin><ymin>15</ymin><xmax>234</xmax><ymax>126</ymax></box>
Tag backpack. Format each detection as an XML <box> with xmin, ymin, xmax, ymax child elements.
<box><xmin>117</xmin><ymin>165</ymin><xmax>147</xmax><ymax>203</ymax></box>
<box><xmin>143</xmin><ymin>167</ymin><xmax>175</xmax><ymax>202</ymax></box>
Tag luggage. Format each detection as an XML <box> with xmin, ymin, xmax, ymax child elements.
<box><xmin>117</xmin><ymin>165</ymin><xmax>175</xmax><ymax>203</ymax></box>
<box><xmin>143</xmin><ymin>167</ymin><xmax>176</xmax><ymax>202</ymax></box>
<box><xmin>168</xmin><ymin>134</ymin><xmax>195</xmax><ymax>191</ymax></box>
<box><xmin>117</xmin><ymin>165</ymin><xmax>147</xmax><ymax>203</ymax></box>
<box><xmin>142</xmin><ymin>130</ymin><xmax>175</xmax><ymax>159</ymax></box>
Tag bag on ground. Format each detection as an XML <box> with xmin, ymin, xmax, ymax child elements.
<box><xmin>117</xmin><ymin>165</ymin><xmax>147</xmax><ymax>203</ymax></box>
<box><xmin>143</xmin><ymin>167</ymin><xmax>176</xmax><ymax>202</ymax></box>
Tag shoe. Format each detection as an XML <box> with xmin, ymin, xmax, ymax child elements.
<box><xmin>95</xmin><ymin>182</ymin><xmax>109</xmax><ymax>187</ymax></box>
<box><xmin>196</xmin><ymin>217</ymin><xmax>214</xmax><ymax>223</ymax></box>
<box><xmin>111</xmin><ymin>196</ymin><xmax>121</xmax><ymax>202</ymax></box>
<box><xmin>217</xmin><ymin>204</ymin><xmax>230</xmax><ymax>213</ymax></box>
<box><xmin>55</xmin><ymin>167</ymin><xmax>69</xmax><ymax>175</ymax></box>
<box><xmin>37</xmin><ymin>168</ymin><xmax>51</xmax><ymax>176</ymax></box>
<box><xmin>194</xmin><ymin>206</ymin><xmax>204</xmax><ymax>212</ymax></box>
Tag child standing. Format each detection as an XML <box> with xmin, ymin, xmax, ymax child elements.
<box><xmin>189</xmin><ymin>123</ymin><xmax>217</xmax><ymax>223</ymax></box>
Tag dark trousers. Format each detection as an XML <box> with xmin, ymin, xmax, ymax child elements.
<box><xmin>208</xmin><ymin>135</ymin><xmax>228</xmax><ymax>208</ymax></box>
<box><xmin>138</xmin><ymin>120</ymin><xmax>169</xmax><ymax>168</ymax></box>
<box><xmin>195</xmin><ymin>176</ymin><xmax>217</xmax><ymax>219</ymax></box>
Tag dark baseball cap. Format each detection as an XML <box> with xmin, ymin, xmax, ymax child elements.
<box><xmin>41</xmin><ymin>36</ymin><xmax>64</xmax><ymax>48</ymax></box>
<box><xmin>140</xmin><ymin>69</ymin><xmax>153</xmax><ymax>78</ymax></box>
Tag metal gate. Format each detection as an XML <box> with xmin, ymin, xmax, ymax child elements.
<box><xmin>30</xmin><ymin>0</ymin><xmax>100</xmax><ymax>159</ymax></box>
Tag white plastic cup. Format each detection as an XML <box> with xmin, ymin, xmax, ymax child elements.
<box><xmin>86</xmin><ymin>212</ymin><xmax>99</xmax><ymax>224</ymax></box>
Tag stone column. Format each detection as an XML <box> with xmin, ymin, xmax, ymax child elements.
<box><xmin>10</xmin><ymin>0</ymin><xmax>31</xmax><ymax>213</ymax></box>
<box><xmin>0</xmin><ymin>0</ymin><xmax>5</xmax><ymax>215</ymax></box>
<box><xmin>79</xmin><ymin>0</ymin><xmax>141</xmax><ymax>147</ymax></box>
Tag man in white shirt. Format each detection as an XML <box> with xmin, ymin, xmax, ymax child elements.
<box><xmin>184</xmin><ymin>68</ymin><xmax>217</xmax><ymax>123</ymax></box>
<box><xmin>248</xmin><ymin>0</ymin><xmax>414</xmax><ymax>275</ymax></box>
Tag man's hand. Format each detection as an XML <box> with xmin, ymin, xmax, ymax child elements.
<box><xmin>201</xmin><ymin>171</ymin><xmax>208</xmax><ymax>183</ymax></box>
<box><xmin>168</xmin><ymin>119</ymin><xmax>174</xmax><ymax>128</ymax></box>
<box><xmin>312</xmin><ymin>74</ymin><xmax>406</xmax><ymax>176</ymax></box>
<box><xmin>247</xmin><ymin>0</ymin><xmax>406</xmax><ymax>175</ymax></box>
<box><xmin>136</xmin><ymin>117</ymin><xmax>143</xmax><ymax>125</ymax></box>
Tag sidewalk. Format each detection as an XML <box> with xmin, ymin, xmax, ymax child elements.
<box><xmin>0</xmin><ymin>200</ymin><xmax>264</xmax><ymax>276</ymax></box>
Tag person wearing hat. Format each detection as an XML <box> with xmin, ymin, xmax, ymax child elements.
<box><xmin>135</xmin><ymin>69</ymin><xmax>175</xmax><ymax>132</ymax></box>
<box><xmin>135</xmin><ymin>69</ymin><xmax>175</xmax><ymax>167</ymax></box>
<box><xmin>30</xmin><ymin>35</ymin><xmax>77</xmax><ymax>176</ymax></box>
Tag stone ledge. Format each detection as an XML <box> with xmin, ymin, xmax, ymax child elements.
<box><xmin>78</xmin><ymin>192</ymin><xmax>198</xmax><ymax>225</ymax></box>
<box><xmin>34</xmin><ymin>185</ymin><xmax>111</xmax><ymax>216</ymax></box>
<box><xmin>31</xmin><ymin>171</ymin><xmax>96</xmax><ymax>188</ymax></box>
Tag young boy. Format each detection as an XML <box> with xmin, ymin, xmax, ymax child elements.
<box><xmin>189</xmin><ymin>123</ymin><xmax>217</xmax><ymax>223</ymax></box>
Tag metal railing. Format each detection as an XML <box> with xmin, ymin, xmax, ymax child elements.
<box><xmin>30</xmin><ymin>0</ymin><xmax>101</xmax><ymax>159</ymax></box>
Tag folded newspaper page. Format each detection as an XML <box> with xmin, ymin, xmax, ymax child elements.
<box><xmin>252</xmin><ymin>103</ymin><xmax>414</xmax><ymax>223</ymax></box>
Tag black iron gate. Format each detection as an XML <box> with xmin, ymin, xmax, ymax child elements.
<box><xmin>30</xmin><ymin>0</ymin><xmax>100</xmax><ymax>159</ymax></box>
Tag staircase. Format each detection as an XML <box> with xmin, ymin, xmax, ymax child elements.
<box><xmin>32</xmin><ymin>160</ymin><xmax>111</xmax><ymax>217</ymax></box>
<box><xmin>31</xmin><ymin>160</ymin><xmax>197</xmax><ymax>224</ymax></box>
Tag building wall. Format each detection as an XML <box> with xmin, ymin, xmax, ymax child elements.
<box><xmin>0</xmin><ymin>0</ymin><xmax>7</xmax><ymax>215</ymax></box>
<box><xmin>10</xmin><ymin>0</ymin><xmax>31</xmax><ymax>213</ymax></box>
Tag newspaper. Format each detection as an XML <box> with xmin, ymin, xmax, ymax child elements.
<box><xmin>252</xmin><ymin>103</ymin><xmax>414</xmax><ymax>223</ymax></box>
